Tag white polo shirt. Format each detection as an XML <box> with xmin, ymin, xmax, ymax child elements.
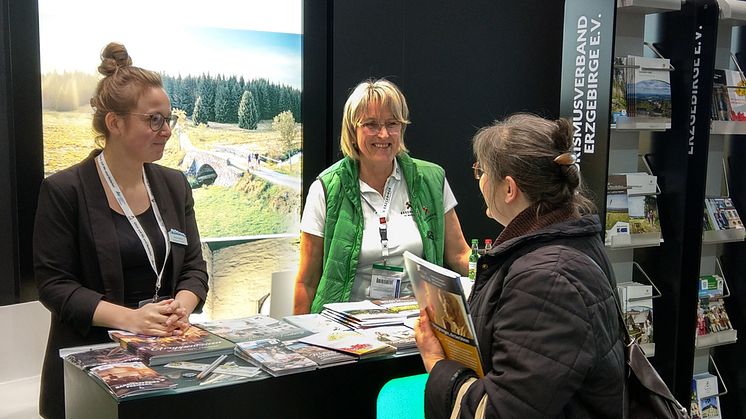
<box><xmin>300</xmin><ymin>159</ymin><xmax>457</xmax><ymax>301</ymax></box>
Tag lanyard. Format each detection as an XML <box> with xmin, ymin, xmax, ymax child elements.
<box><xmin>360</xmin><ymin>165</ymin><xmax>400</xmax><ymax>264</ymax></box>
<box><xmin>96</xmin><ymin>153</ymin><xmax>171</xmax><ymax>302</ymax></box>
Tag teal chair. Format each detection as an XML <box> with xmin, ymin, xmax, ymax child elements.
<box><xmin>376</xmin><ymin>373</ymin><xmax>428</xmax><ymax>419</ymax></box>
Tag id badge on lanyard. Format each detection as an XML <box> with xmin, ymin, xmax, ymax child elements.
<box><xmin>361</xmin><ymin>166</ymin><xmax>405</xmax><ymax>299</ymax></box>
<box><xmin>96</xmin><ymin>153</ymin><xmax>171</xmax><ymax>305</ymax></box>
<box><xmin>370</xmin><ymin>264</ymin><xmax>405</xmax><ymax>299</ymax></box>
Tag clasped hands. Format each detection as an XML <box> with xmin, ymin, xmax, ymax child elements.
<box><xmin>130</xmin><ymin>298</ymin><xmax>191</xmax><ymax>337</ymax></box>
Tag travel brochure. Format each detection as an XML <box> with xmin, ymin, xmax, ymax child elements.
<box><xmin>711</xmin><ymin>68</ymin><xmax>746</xmax><ymax>121</ymax></box>
<box><xmin>196</xmin><ymin>315</ymin><xmax>312</xmax><ymax>344</ymax></box>
<box><xmin>108</xmin><ymin>326</ymin><xmax>235</xmax><ymax>366</ymax></box>
<box><xmin>403</xmin><ymin>251</ymin><xmax>485</xmax><ymax>377</ymax></box>
<box><xmin>235</xmin><ymin>338</ymin><xmax>318</xmax><ymax>376</ymax></box>
<box><xmin>89</xmin><ymin>361</ymin><xmax>176</xmax><ymax>399</ymax></box>
<box><xmin>605</xmin><ymin>173</ymin><xmax>661</xmax><ymax>247</ymax></box>
<box><xmin>611</xmin><ymin>55</ymin><xmax>672</xmax><ymax>128</ymax></box>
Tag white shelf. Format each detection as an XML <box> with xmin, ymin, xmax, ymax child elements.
<box><xmin>702</xmin><ymin>228</ymin><xmax>746</xmax><ymax>244</ymax></box>
<box><xmin>717</xmin><ymin>0</ymin><xmax>746</xmax><ymax>24</ymax></box>
<box><xmin>616</xmin><ymin>0</ymin><xmax>681</xmax><ymax>14</ymax></box>
<box><xmin>612</xmin><ymin>117</ymin><xmax>671</xmax><ymax>131</ymax></box>
<box><xmin>606</xmin><ymin>232</ymin><xmax>663</xmax><ymax>249</ymax></box>
<box><xmin>695</xmin><ymin>329</ymin><xmax>738</xmax><ymax>349</ymax></box>
<box><xmin>710</xmin><ymin>120</ymin><xmax>746</xmax><ymax>135</ymax></box>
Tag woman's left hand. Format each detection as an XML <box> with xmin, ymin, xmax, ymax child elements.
<box><xmin>164</xmin><ymin>299</ymin><xmax>189</xmax><ymax>335</ymax></box>
<box><xmin>414</xmin><ymin>308</ymin><xmax>446</xmax><ymax>372</ymax></box>
<box><xmin>166</xmin><ymin>290</ymin><xmax>200</xmax><ymax>335</ymax></box>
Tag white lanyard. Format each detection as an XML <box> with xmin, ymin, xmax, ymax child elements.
<box><xmin>360</xmin><ymin>166</ymin><xmax>400</xmax><ymax>264</ymax></box>
<box><xmin>96</xmin><ymin>153</ymin><xmax>171</xmax><ymax>302</ymax></box>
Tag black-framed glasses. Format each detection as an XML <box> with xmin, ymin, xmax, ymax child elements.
<box><xmin>359</xmin><ymin>120</ymin><xmax>403</xmax><ymax>135</ymax></box>
<box><xmin>123</xmin><ymin>112</ymin><xmax>178</xmax><ymax>132</ymax></box>
<box><xmin>472</xmin><ymin>162</ymin><xmax>485</xmax><ymax>180</ymax></box>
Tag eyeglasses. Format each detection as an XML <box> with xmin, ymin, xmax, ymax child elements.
<box><xmin>122</xmin><ymin>112</ymin><xmax>178</xmax><ymax>132</ymax></box>
<box><xmin>472</xmin><ymin>162</ymin><xmax>485</xmax><ymax>180</ymax></box>
<box><xmin>359</xmin><ymin>120</ymin><xmax>403</xmax><ymax>135</ymax></box>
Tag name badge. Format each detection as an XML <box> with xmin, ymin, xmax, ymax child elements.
<box><xmin>369</xmin><ymin>264</ymin><xmax>405</xmax><ymax>299</ymax></box>
<box><xmin>168</xmin><ymin>229</ymin><xmax>188</xmax><ymax>246</ymax></box>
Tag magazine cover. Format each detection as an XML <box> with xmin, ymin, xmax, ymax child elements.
<box><xmin>370</xmin><ymin>297</ymin><xmax>420</xmax><ymax>317</ymax></box>
<box><xmin>108</xmin><ymin>326</ymin><xmax>235</xmax><ymax>366</ymax></box>
<box><xmin>403</xmin><ymin>251</ymin><xmax>485</xmax><ymax>377</ymax></box>
<box><xmin>611</xmin><ymin>57</ymin><xmax>628</xmax><ymax>124</ymax></box>
<box><xmin>628</xmin><ymin>55</ymin><xmax>672</xmax><ymax>121</ymax></box>
<box><xmin>234</xmin><ymin>338</ymin><xmax>317</xmax><ymax>376</ymax></box>
<box><xmin>628</xmin><ymin>195</ymin><xmax>661</xmax><ymax>235</ymax></box>
<box><xmin>282</xmin><ymin>313</ymin><xmax>352</xmax><ymax>334</ymax></box>
<box><xmin>704</xmin><ymin>198</ymin><xmax>745</xmax><ymax>232</ymax></box>
<box><xmin>284</xmin><ymin>341</ymin><xmax>358</xmax><ymax>368</ymax></box>
<box><xmin>299</xmin><ymin>330</ymin><xmax>396</xmax><ymax>358</ymax></box>
<box><xmin>89</xmin><ymin>361</ymin><xmax>176</xmax><ymax>399</ymax></box>
<box><xmin>357</xmin><ymin>325</ymin><xmax>417</xmax><ymax>351</ymax></box>
<box><xmin>196</xmin><ymin>315</ymin><xmax>312</xmax><ymax>343</ymax></box>
<box><xmin>724</xmin><ymin>69</ymin><xmax>746</xmax><ymax>121</ymax></box>
<box><xmin>712</xmin><ymin>69</ymin><xmax>733</xmax><ymax>121</ymax></box>
<box><xmin>66</xmin><ymin>345</ymin><xmax>140</xmax><ymax>370</ymax></box>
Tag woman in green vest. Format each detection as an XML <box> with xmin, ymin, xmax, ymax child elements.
<box><xmin>294</xmin><ymin>78</ymin><xmax>470</xmax><ymax>314</ymax></box>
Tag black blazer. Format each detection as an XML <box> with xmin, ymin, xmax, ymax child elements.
<box><xmin>33</xmin><ymin>150</ymin><xmax>208</xmax><ymax>419</ymax></box>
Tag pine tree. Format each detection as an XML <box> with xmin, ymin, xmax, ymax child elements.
<box><xmin>192</xmin><ymin>95</ymin><xmax>208</xmax><ymax>125</ymax></box>
<box><xmin>238</xmin><ymin>91</ymin><xmax>259</xmax><ymax>130</ymax></box>
<box><xmin>227</xmin><ymin>77</ymin><xmax>242</xmax><ymax>124</ymax></box>
<box><xmin>214</xmin><ymin>79</ymin><xmax>229</xmax><ymax>123</ymax></box>
<box><xmin>197</xmin><ymin>75</ymin><xmax>216</xmax><ymax>122</ymax></box>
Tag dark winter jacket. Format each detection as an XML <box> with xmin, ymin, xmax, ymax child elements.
<box><xmin>425</xmin><ymin>214</ymin><xmax>625</xmax><ymax>419</ymax></box>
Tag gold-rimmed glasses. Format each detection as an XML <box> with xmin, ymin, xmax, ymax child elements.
<box><xmin>359</xmin><ymin>120</ymin><xmax>403</xmax><ymax>135</ymax></box>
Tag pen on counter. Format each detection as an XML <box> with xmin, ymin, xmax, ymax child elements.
<box><xmin>196</xmin><ymin>354</ymin><xmax>228</xmax><ymax>381</ymax></box>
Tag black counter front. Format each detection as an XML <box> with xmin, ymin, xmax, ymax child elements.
<box><xmin>64</xmin><ymin>352</ymin><xmax>425</xmax><ymax>419</ymax></box>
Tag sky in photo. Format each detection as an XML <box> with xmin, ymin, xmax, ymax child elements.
<box><xmin>38</xmin><ymin>0</ymin><xmax>302</xmax><ymax>88</ymax></box>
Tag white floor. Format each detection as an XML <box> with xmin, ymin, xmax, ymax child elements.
<box><xmin>0</xmin><ymin>375</ymin><xmax>43</xmax><ymax>419</ymax></box>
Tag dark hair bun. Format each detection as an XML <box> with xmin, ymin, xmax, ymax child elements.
<box><xmin>98</xmin><ymin>42</ymin><xmax>132</xmax><ymax>77</ymax></box>
<box><xmin>552</xmin><ymin>118</ymin><xmax>574</xmax><ymax>151</ymax></box>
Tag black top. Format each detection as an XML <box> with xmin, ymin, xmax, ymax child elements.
<box><xmin>111</xmin><ymin>206</ymin><xmax>172</xmax><ymax>308</ymax></box>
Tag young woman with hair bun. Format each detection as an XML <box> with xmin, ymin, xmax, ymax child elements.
<box><xmin>33</xmin><ymin>42</ymin><xmax>208</xmax><ymax>418</ymax></box>
<box><xmin>414</xmin><ymin>113</ymin><xmax>625</xmax><ymax>419</ymax></box>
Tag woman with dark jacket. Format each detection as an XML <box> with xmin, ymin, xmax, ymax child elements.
<box><xmin>33</xmin><ymin>43</ymin><xmax>208</xmax><ymax>419</ymax></box>
<box><xmin>414</xmin><ymin>114</ymin><xmax>625</xmax><ymax>418</ymax></box>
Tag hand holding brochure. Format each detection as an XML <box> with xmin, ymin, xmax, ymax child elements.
<box><xmin>403</xmin><ymin>251</ymin><xmax>484</xmax><ymax>377</ymax></box>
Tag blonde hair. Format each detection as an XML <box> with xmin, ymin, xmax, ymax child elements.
<box><xmin>90</xmin><ymin>42</ymin><xmax>163</xmax><ymax>147</ymax></box>
<box><xmin>340</xmin><ymin>79</ymin><xmax>410</xmax><ymax>159</ymax></box>
<box><xmin>472</xmin><ymin>113</ymin><xmax>595</xmax><ymax>216</ymax></box>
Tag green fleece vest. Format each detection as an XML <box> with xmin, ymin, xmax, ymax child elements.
<box><xmin>310</xmin><ymin>153</ymin><xmax>446</xmax><ymax>313</ymax></box>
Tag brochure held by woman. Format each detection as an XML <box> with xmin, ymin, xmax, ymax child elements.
<box><xmin>403</xmin><ymin>251</ymin><xmax>484</xmax><ymax>377</ymax></box>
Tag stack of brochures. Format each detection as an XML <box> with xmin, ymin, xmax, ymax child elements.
<box><xmin>196</xmin><ymin>315</ymin><xmax>312</xmax><ymax>344</ymax></box>
<box><xmin>108</xmin><ymin>326</ymin><xmax>235</xmax><ymax>366</ymax></box>
<box><xmin>320</xmin><ymin>298</ymin><xmax>419</xmax><ymax>329</ymax></box>
<box><xmin>234</xmin><ymin>338</ymin><xmax>318</xmax><ymax>376</ymax></box>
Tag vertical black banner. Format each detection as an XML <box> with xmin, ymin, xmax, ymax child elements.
<box><xmin>648</xmin><ymin>0</ymin><xmax>718</xmax><ymax>405</ymax></box>
<box><xmin>559</xmin><ymin>0</ymin><xmax>616</xmax><ymax>214</ymax></box>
